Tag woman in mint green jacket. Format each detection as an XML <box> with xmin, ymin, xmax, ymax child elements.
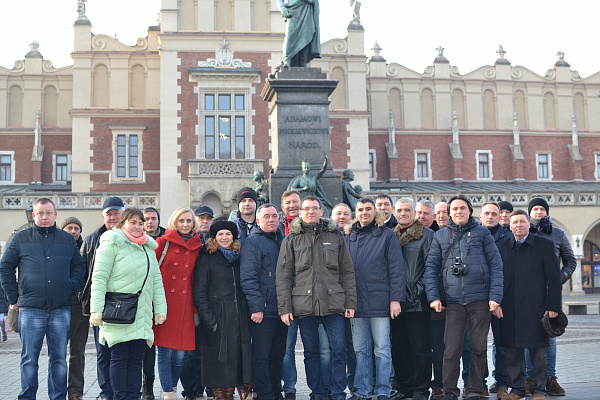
<box><xmin>90</xmin><ymin>208</ymin><xmax>167</xmax><ymax>400</ymax></box>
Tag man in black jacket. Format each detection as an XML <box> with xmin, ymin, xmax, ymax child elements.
<box><xmin>495</xmin><ymin>209</ymin><xmax>562</xmax><ymax>400</ymax></box>
<box><xmin>241</xmin><ymin>203</ymin><xmax>286</xmax><ymax>400</ymax></box>
<box><xmin>391</xmin><ymin>198</ymin><xmax>433</xmax><ymax>400</ymax></box>
<box><xmin>375</xmin><ymin>194</ymin><xmax>397</xmax><ymax>230</ymax></box>
<box><xmin>0</xmin><ymin>198</ymin><xmax>85</xmax><ymax>400</ymax></box>
<box><xmin>80</xmin><ymin>196</ymin><xmax>124</xmax><ymax>400</ymax></box>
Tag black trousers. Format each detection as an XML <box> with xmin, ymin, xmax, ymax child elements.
<box><xmin>506</xmin><ymin>347</ymin><xmax>548</xmax><ymax>396</ymax></box>
<box><xmin>68</xmin><ymin>296</ymin><xmax>90</xmax><ymax>399</ymax></box>
<box><xmin>429</xmin><ymin>317</ymin><xmax>445</xmax><ymax>389</ymax></box>
<box><xmin>391</xmin><ymin>311</ymin><xmax>432</xmax><ymax>396</ymax></box>
<box><xmin>251</xmin><ymin>317</ymin><xmax>288</xmax><ymax>400</ymax></box>
<box><xmin>442</xmin><ymin>300</ymin><xmax>490</xmax><ymax>398</ymax></box>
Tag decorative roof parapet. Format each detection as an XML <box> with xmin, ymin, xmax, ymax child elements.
<box><xmin>198</xmin><ymin>39</ymin><xmax>251</xmax><ymax>68</ymax></box>
<box><xmin>25</xmin><ymin>42</ymin><xmax>43</xmax><ymax>59</ymax></box>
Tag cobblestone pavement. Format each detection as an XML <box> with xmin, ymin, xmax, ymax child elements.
<box><xmin>1</xmin><ymin>315</ymin><xmax>599</xmax><ymax>399</ymax></box>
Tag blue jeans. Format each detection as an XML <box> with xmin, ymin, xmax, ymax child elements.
<box><xmin>282</xmin><ymin>320</ymin><xmax>298</xmax><ymax>394</ymax></box>
<box><xmin>524</xmin><ymin>337</ymin><xmax>556</xmax><ymax>379</ymax></box>
<box><xmin>351</xmin><ymin>317</ymin><xmax>392</xmax><ymax>398</ymax></box>
<box><xmin>298</xmin><ymin>315</ymin><xmax>347</xmax><ymax>400</ymax></box>
<box><xmin>157</xmin><ymin>347</ymin><xmax>188</xmax><ymax>392</ymax></box>
<box><xmin>19</xmin><ymin>307</ymin><xmax>70</xmax><ymax>400</ymax></box>
<box><xmin>93</xmin><ymin>325</ymin><xmax>114</xmax><ymax>399</ymax></box>
<box><xmin>110</xmin><ymin>339</ymin><xmax>147</xmax><ymax>400</ymax></box>
<box><xmin>319</xmin><ymin>323</ymin><xmax>331</xmax><ymax>391</ymax></box>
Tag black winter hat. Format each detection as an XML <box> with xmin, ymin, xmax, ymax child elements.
<box><xmin>528</xmin><ymin>197</ymin><xmax>550</xmax><ymax>216</ymax></box>
<box><xmin>541</xmin><ymin>311</ymin><xmax>568</xmax><ymax>338</ymax></box>
<box><xmin>498</xmin><ymin>201</ymin><xmax>513</xmax><ymax>213</ymax></box>
<box><xmin>209</xmin><ymin>220</ymin><xmax>239</xmax><ymax>240</ymax></box>
<box><xmin>237</xmin><ymin>187</ymin><xmax>258</xmax><ymax>204</ymax></box>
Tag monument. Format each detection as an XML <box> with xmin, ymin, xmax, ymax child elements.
<box><xmin>262</xmin><ymin>0</ymin><xmax>340</xmax><ymax>215</ymax></box>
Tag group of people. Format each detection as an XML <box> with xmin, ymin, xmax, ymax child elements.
<box><xmin>0</xmin><ymin>187</ymin><xmax>574</xmax><ymax>400</ymax></box>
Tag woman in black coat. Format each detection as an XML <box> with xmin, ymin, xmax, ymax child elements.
<box><xmin>193</xmin><ymin>221</ymin><xmax>252</xmax><ymax>400</ymax></box>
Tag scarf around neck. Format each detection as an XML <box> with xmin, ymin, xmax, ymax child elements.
<box><xmin>122</xmin><ymin>228</ymin><xmax>148</xmax><ymax>246</ymax></box>
<box><xmin>218</xmin><ymin>247</ymin><xmax>240</xmax><ymax>263</ymax></box>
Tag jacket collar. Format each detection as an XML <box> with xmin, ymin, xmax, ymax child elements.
<box><xmin>250</xmin><ymin>225</ymin><xmax>282</xmax><ymax>243</ymax></box>
<box><xmin>508</xmin><ymin>232</ymin><xmax>535</xmax><ymax>249</ymax></box>
<box><xmin>290</xmin><ymin>217</ymin><xmax>339</xmax><ymax>235</ymax></box>
<box><xmin>344</xmin><ymin>211</ymin><xmax>387</xmax><ymax>235</ymax></box>
<box><xmin>34</xmin><ymin>223</ymin><xmax>57</xmax><ymax>234</ymax></box>
<box><xmin>448</xmin><ymin>215</ymin><xmax>478</xmax><ymax>232</ymax></box>
<box><xmin>394</xmin><ymin>218</ymin><xmax>424</xmax><ymax>246</ymax></box>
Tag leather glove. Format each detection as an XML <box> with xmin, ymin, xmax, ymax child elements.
<box><xmin>90</xmin><ymin>312</ymin><xmax>103</xmax><ymax>327</ymax></box>
<box><xmin>155</xmin><ymin>313</ymin><xmax>167</xmax><ymax>325</ymax></box>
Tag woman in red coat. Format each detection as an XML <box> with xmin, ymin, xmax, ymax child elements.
<box><xmin>154</xmin><ymin>207</ymin><xmax>202</xmax><ymax>399</ymax></box>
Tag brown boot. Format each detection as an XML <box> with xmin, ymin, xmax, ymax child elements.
<box><xmin>212</xmin><ymin>388</ymin><xmax>226</xmax><ymax>400</ymax></box>
<box><xmin>546</xmin><ymin>376</ymin><xmax>565</xmax><ymax>396</ymax></box>
<box><xmin>524</xmin><ymin>379</ymin><xmax>534</xmax><ymax>397</ymax></box>
<box><xmin>222</xmin><ymin>388</ymin><xmax>235</xmax><ymax>400</ymax></box>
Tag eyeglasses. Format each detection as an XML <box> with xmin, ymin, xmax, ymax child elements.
<box><xmin>301</xmin><ymin>206</ymin><xmax>321</xmax><ymax>211</ymax></box>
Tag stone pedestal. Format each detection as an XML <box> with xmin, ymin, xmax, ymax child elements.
<box><xmin>261</xmin><ymin>67</ymin><xmax>341</xmax><ymax>214</ymax></box>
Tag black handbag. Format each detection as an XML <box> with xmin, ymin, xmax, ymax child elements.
<box><xmin>102</xmin><ymin>247</ymin><xmax>150</xmax><ymax>324</ymax></box>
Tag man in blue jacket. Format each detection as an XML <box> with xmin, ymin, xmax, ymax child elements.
<box><xmin>424</xmin><ymin>195</ymin><xmax>503</xmax><ymax>400</ymax></box>
<box><xmin>345</xmin><ymin>197</ymin><xmax>405</xmax><ymax>400</ymax></box>
<box><xmin>0</xmin><ymin>198</ymin><xmax>85</xmax><ymax>400</ymax></box>
<box><xmin>241</xmin><ymin>203</ymin><xmax>286</xmax><ymax>400</ymax></box>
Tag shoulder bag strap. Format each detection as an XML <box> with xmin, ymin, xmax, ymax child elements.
<box><xmin>441</xmin><ymin>230</ymin><xmax>468</xmax><ymax>268</ymax></box>
<box><xmin>137</xmin><ymin>247</ymin><xmax>151</xmax><ymax>297</ymax></box>
<box><xmin>158</xmin><ymin>240</ymin><xmax>170</xmax><ymax>268</ymax></box>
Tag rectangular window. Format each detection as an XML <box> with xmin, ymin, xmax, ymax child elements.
<box><xmin>56</xmin><ymin>155</ymin><xmax>68</xmax><ymax>181</ymax></box>
<box><xmin>0</xmin><ymin>154</ymin><xmax>11</xmax><ymax>181</ymax></box>
<box><xmin>369</xmin><ymin>150</ymin><xmax>376</xmax><ymax>180</ymax></box>
<box><xmin>478</xmin><ymin>153</ymin><xmax>490</xmax><ymax>178</ymax></box>
<box><xmin>117</xmin><ymin>135</ymin><xmax>127</xmax><ymax>177</ymax></box>
<box><xmin>218</xmin><ymin>94</ymin><xmax>230</xmax><ymax>111</ymax></box>
<box><xmin>235</xmin><ymin>116</ymin><xmax>245</xmax><ymax>159</ymax></box>
<box><xmin>417</xmin><ymin>153</ymin><xmax>428</xmax><ymax>178</ymax></box>
<box><xmin>205</xmin><ymin>94</ymin><xmax>214</xmax><ymax>110</ymax></box>
<box><xmin>129</xmin><ymin>135</ymin><xmax>138</xmax><ymax>177</ymax></box>
<box><xmin>219</xmin><ymin>116</ymin><xmax>231</xmax><ymax>159</ymax></box>
<box><xmin>205</xmin><ymin>117</ymin><xmax>215</xmax><ymax>159</ymax></box>
<box><xmin>596</xmin><ymin>154</ymin><xmax>600</xmax><ymax>179</ymax></box>
<box><xmin>538</xmin><ymin>154</ymin><xmax>549</xmax><ymax>179</ymax></box>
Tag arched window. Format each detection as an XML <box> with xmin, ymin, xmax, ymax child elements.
<box><xmin>130</xmin><ymin>65</ymin><xmax>146</xmax><ymax>108</ymax></box>
<box><xmin>451</xmin><ymin>89</ymin><xmax>465</xmax><ymax>128</ymax></box>
<box><xmin>93</xmin><ymin>64</ymin><xmax>109</xmax><ymax>107</ymax></box>
<box><xmin>513</xmin><ymin>90</ymin><xmax>528</xmax><ymax>129</ymax></box>
<box><xmin>573</xmin><ymin>93</ymin><xmax>587</xmax><ymax>129</ymax></box>
<box><xmin>43</xmin><ymin>86</ymin><xmax>58</xmax><ymax>126</ymax></box>
<box><xmin>421</xmin><ymin>88</ymin><xmax>434</xmax><ymax>128</ymax></box>
<box><xmin>389</xmin><ymin>88</ymin><xmax>402</xmax><ymax>127</ymax></box>
<box><xmin>543</xmin><ymin>92</ymin><xmax>556</xmax><ymax>129</ymax></box>
<box><xmin>330</xmin><ymin>68</ymin><xmax>347</xmax><ymax>109</ymax></box>
<box><xmin>8</xmin><ymin>86</ymin><xmax>22</xmax><ymax>127</ymax></box>
<box><xmin>483</xmin><ymin>90</ymin><xmax>497</xmax><ymax>129</ymax></box>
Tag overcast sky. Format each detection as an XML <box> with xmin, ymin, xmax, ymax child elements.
<box><xmin>1</xmin><ymin>0</ymin><xmax>599</xmax><ymax>78</ymax></box>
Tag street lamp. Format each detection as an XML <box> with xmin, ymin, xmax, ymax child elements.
<box><xmin>25</xmin><ymin>206</ymin><xmax>34</xmax><ymax>228</ymax></box>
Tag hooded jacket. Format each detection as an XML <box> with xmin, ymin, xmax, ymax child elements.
<box><xmin>276</xmin><ymin>218</ymin><xmax>356</xmax><ymax>318</ymax></box>
<box><xmin>393</xmin><ymin>219</ymin><xmax>434</xmax><ymax>313</ymax></box>
<box><xmin>345</xmin><ymin>212</ymin><xmax>406</xmax><ymax>318</ymax></box>
<box><xmin>233</xmin><ymin>210</ymin><xmax>257</xmax><ymax>244</ymax></box>
<box><xmin>424</xmin><ymin>216</ymin><xmax>503</xmax><ymax>306</ymax></box>
<box><xmin>80</xmin><ymin>224</ymin><xmax>109</xmax><ymax>315</ymax></box>
<box><xmin>0</xmin><ymin>223</ymin><xmax>85</xmax><ymax>310</ymax></box>
<box><xmin>240</xmin><ymin>225</ymin><xmax>284</xmax><ymax>318</ymax></box>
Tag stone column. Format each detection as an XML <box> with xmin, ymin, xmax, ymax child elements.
<box><xmin>261</xmin><ymin>67</ymin><xmax>341</xmax><ymax>213</ymax></box>
<box><xmin>570</xmin><ymin>234</ymin><xmax>585</xmax><ymax>295</ymax></box>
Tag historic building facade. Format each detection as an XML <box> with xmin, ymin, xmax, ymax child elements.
<box><xmin>1</xmin><ymin>0</ymin><xmax>600</xmax><ymax>293</ymax></box>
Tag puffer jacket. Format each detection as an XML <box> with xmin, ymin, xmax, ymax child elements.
<box><xmin>276</xmin><ymin>218</ymin><xmax>356</xmax><ymax>318</ymax></box>
<box><xmin>487</xmin><ymin>224</ymin><xmax>510</xmax><ymax>244</ymax></box>
<box><xmin>345</xmin><ymin>212</ymin><xmax>405</xmax><ymax>318</ymax></box>
<box><xmin>530</xmin><ymin>217</ymin><xmax>576</xmax><ymax>283</ymax></box>
<box><xmin>0</xmin><ymin>224</ymin><xmax>85</xmax><ymax>310</ymax></box>
<box><xmin>90</xmin><ymin>228</ymin><xmax>167</xmax><ymax>348</ymax></box>
<box><xmin>393</xmin><ymin>219</ymin><xmax>434</xmax><ymax>313</ymax></box>
<box><xmin>233</xmin><ymin>210</ymin><xmax>257</xmax><ymax>244</ymax></box>
<box><xmin>424</xmin><ymin>216</ymin><xmax>503</xmax><ymax>306</ymax></box>
<box><xmin>80</xmin><ymin>224</ymin><xmax>109</xmax><ymax>315</ymax></box>
<box><xmin>240</xmin><ymin>226</ymin><xmax>283</xmax><ymax>318</ymax></box>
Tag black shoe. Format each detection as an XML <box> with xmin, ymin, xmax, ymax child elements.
<box><xmin>284</xmin><ymin>394</ymin><xmax>296</xmax><ymax>400</ymax></box>
<box><xmin>411</xmin><ymin>392</ymin><xmax>429</xmax><ymax>400</ymax></box>
<box><xmin>390</xmin><ymin>391</ymin><xmax>411</xmax><ymax>400</ymax></box>
<box><xmin>444</xmin><ymin>393</ymin><xmax>459</xmax><ymax>400</ymax></box>
<box><xmin>141</xmin><ymin>378</ymin><xmax>154</xmax><ymax>400</ymax></box>
<box><xmin>377</xmin><ymin>396</ymin><xmax>389</xmax><ymax>400</ymax></box>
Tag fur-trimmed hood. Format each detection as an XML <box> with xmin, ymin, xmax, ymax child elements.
<box><xmin>101</xmin><ymin>228</ymin><xmax>158</xmax><ymax>250</ymax></box>
<box><xmin>290</xmin><ymin>217</ymin><xmax>339</xmax><ymax>235</ymax></box>
<box><xmin>393</xmin><ymin>218</ymin><xmax>425</xmax><ymax>247</ymax></box>
<box><xmin>344</xmin><ymin>211</ymin><xmax>387</xmax><ymax>235</ymax></box>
